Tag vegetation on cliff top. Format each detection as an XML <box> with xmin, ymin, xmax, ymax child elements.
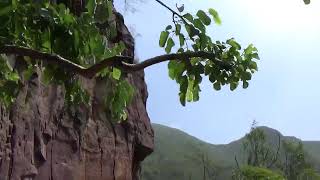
<box><xmin>0</xmin><ymin>0</ymin><xmax>258</xmax><ymax>121</ymax></box>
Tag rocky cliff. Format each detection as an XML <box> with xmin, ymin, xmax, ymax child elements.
<box><xmin>0</xmin><ymin>7</ymin><xmax>154</xmax><ymax>180</ymax></box>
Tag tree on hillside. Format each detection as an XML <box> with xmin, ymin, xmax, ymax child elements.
<box><xmin>280</xmin><ymin>140</ymin><xmax>320</xmax><ymax>180</ymax></box>
<box><xmin>281</xmin><ymin>141</ymin><xmax>307</xmax><ymax>179</ymax></box>
<box><xmin>233</xmin><ymin>122</ymin><xmax>320</xmax><ymax>180</ymax></box>
<box><xmin>0</xmin><ymin>0</ymin><xmax>259</xmax><ymax>120</ymax></box>
<box><xmin>233</xmin><ymin>165</ymin><xmax>285</xmax><ymax>180</ymax></box>
<box><xmin>199</xmin><ymin>152</ymin><xmax>217</xmax><ymax>180</ymax></box>
<box><xmin>233</xmin><ymin>122</ymin><xmax>283</xmax><ymax>180</ymax></box>
<box><xmin>240</xmin><ymin>121</ymin><xmax>281</xmax><ymax>168</ymax></box>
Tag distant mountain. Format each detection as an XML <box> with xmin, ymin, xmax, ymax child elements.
<box><xmin>141</xmin><ymin>124</ymin><xmax>320</xmax><ymax>180</ymax></box>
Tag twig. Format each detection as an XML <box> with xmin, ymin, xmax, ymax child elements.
<box><xmin>235</xmin><ymin>155</ymin><xmax>241</xmax><ymax>170</ymax></box>
<box><xmin>154</xmin><ymin>0</ymin><xmax>189</xmax><ymax>25</ymax></box>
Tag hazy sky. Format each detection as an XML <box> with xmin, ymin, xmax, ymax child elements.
<box><xmin>115</xmin><ymin>0</ymin><xmax>320</xmax><ymax>144</ymax></box>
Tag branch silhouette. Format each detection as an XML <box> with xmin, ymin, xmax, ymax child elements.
<box><xmin>0</xmin><ymin>45</ymin><xmax>233</xmax><ymax>79</ymax></box>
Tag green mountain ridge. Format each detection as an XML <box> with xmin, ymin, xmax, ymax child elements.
<box><xmin>141</xmin><ymin>124</ymin><xmax>320</xmax><ymax>180</ymax></box>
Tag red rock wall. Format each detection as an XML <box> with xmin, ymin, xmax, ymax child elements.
<box><xmin>0</xmin><ymin>70</ymin><xmax>154</xmax><ymax>180</ymax></box>
<box><xmin>0</xmin><ymin>8</ymin><xmax>154</xmax><ymax>180</ymax></box>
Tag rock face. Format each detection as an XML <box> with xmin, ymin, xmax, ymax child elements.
<box><xmin>0</xmin><ymin>8</ymin><xmax>154</xmax><ymax>180</ymax></box>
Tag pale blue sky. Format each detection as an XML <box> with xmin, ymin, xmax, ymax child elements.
<box><xmin>115</xmin><ymin>0</ymin><xmax>320</xmax><ymax>144</ymax></box>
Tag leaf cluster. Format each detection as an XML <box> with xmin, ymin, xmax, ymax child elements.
<box><xmin>234</xmin><ymin>165</ymin><xmax>285</xmax><ymax>180</ymax></box>
<box><xmin>159</xmin><ymin>7</ymin><xmax>259</xmax><ymax>106</ymax></box>
<box><xmin>0</xmin><ymin>0</ymin><xmax>131</xmax><ymax>120</ymax></box>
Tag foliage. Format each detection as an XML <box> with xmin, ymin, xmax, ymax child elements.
<box><xmin>233</xmin><ymin>166</ymin><xmax>285</xmax><ymax>180</ymax></box>
<box><xmin>158</xmin><ymin>6</ymin><xmax>259</xmax><ymax>106</ymax></box>
<box><xmin>0</xmin><ymin>55</ymin><xmax>20</xmax><ymax>107</ymax></box>
<box><xmin>0</xmin><ymin>0</ymin><xmax>133</xmax><ymax>120</ymax></box>
<box><xmin>0</xmin><ymin>0</ymin><xmax>259</xmax><ymax>121</ymax></box>
<box><xmin>241</xmin><ymin>121</ymin><xmax>280</xmax><ymax>168</ymax></box>
<box><xmin>142</xmin><ymin>124</ymin><xmax>320</xmax><ymax>180</ymax></box>
<box><xmin>233</xmin><ymin>122</ymin><xmax>320</xmax><ymax>180</ymax></box>
<box><xmin>280</xmin><ymin>140</ymin><xmax>320</xmax><ymax>180</ymax></box>
<box><xmin>298</xmin><ymin>168</ymin><xmax>320</xmax><ymax>180</ymax></box>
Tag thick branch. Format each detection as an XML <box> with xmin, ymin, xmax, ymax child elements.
<box><xmin>0</xmin><ymin>45</ymin><xmax>232</xmax><ymax>79</ymax></box>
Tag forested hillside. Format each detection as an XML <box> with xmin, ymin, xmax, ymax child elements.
<box><xmin>141</xmin><ymin>124</ymin><xmax>320</xmax><ymax>180</ymax></box>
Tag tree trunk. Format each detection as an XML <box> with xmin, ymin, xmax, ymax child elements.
<box><xmin>0</xmin><ymin>9</ymin><xmax>154</xmax><ymax>180</ymax></box>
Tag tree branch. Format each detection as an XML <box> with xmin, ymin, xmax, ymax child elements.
<box><xmin>0</xmin><ymin>45</ymin><xmax>232</xmax><ymax>79</ymax></box>
<box><xmin>155</xmin><ymin>0</ymin><xmax>189</xmax><ymax>25</ymax></box>
<box><xmin>235</xmin><ymin>155</ymin><xmax>241</xmax><ymax>170</ymax></box>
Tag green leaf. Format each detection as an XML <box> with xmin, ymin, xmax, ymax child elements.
<box><xmin>179</xmin><ymin>34</ymin><xmax>185</xmax><ymax>47</ymax></box>
<box><xmin>6</xmin><ymin>72</ymin><xmax>19</xmax><ymax>82</ymax></box>
<box><xmin>168</xmin><ymin>61</ymin><xmax>176</xmax><ymax>80</ymax></box>
<box><xmin>165</xmin><ymin>25</ymin><xmax>172</xmax><ymax>31</ymax></box>
<box><xmin>243</xmin><ymin>71</ymin><xmax>252</xmax><ymax>80</ymax></box>
<box><xmin>183</xmin><ymin>13</ymin><xmax>194</xmax><ymax>22</ymax></box>
<box><xmin>107</xmin><ymin>0</ymin><xmax>113</xmax><ymax>18</ymax></box>
<box><xmin>304</xmin><ymin>0</ymin><xmax>310</xmax><ymax>4</ymax></box>
<box><xmin>243</xmin><ymin>81</ymin><xmax>249</xmax><ymax>89</ymax></box>
<box><xmin>208</xmin><ymin>8</ymin><xmax>221</xmax><ymax>25</ymax></box>
<box><xmin>196</xmin><ymin>10</ymin><xmax>211</xmax><ymax>26</ymax></box>
<box><xmin>175</xmin><ymin>24</ymin><xmax>181</xmax><ymax>35</ymax></box>
<box><xmin>168</xmin><ymin>60</ymin><xmax>185</xmax><ymax>80</ymax></box>
<box><xmin>165</xmin><ymin>37</ymin><xmax>175</xmax><ymax>54</ymax></box>
<box><xmin>230</xmin><ymin>82</ymin><xmax>238</xmax><ymax>91</ymax></box>
<box><xmin>237</xmin><ymin>65</ymin><xmax>245</xmax><ymax>72</ymax></box>
<box><xmin>186</xmin><ymin>76</ymin><xmax>195</xmax><ymax>102</ymax></box>
<box><xmin>86</xmin><ymin>0</ymin><xmax>96</xmax><ymax>15</ymax></box>
<box><xmin>249</xmin><ymin>61</ymin><xmax>258</xmax><ymax>71</ymax></box>
<box><xmin>252</xmin><ymin>53</ymin><xmax>260</xmax><ymax>60</ymax></box>
<box><xmin>159</xmin><ymin>31</ymin><xmax>169</xmax><ymax>47</ymax></box>
<box><xmin>110</xmin><ymin>80</ymin><xmax>135</xmax><ymax>121</ymax></box>
<box><xmin>193</xmin><ymin>85</ymin><xmax>200</xmax><ymax>102</ymax></box>
<box><xmin>227</xmin><ymin>38</ymin><xmax>241</xmax><ymax>50</ymax></box>
<box><xmin>213</xmin><ymin>82</ymin><xmax>221</xmax><ymax>91</ymax></box>
<box><xmin>0</xmin><ymin>5</ymin><xmax>11</xmax><ymax>16</ymax></box>
<box><xmin>112</xmin><ymin>67</ymin><xmax>121</xmax><ymax>80</ymax></box>
<box><xmin>244</xmin><ymin>44</ymin><xmax>258</xmax><ymax>55</ymax></box>
<box><xmin>94</xmin><ymin>2</ymin><xmax>109</xmax><ymax>24</ymax></box>
<box><xmin>176</xmin><ymin>4</ymin><xmax>184</xmax><ymax>12</ymax></box>
<box><xmin>23</xmin><ymin>65</ymin><xmax>34</xmax><ymax>81</ymax></box>
<box><xmin>193</xmin><ymin>19</ymin><xmax>206</xmax><ymax>33</ymax></box>
<box><xmin>190</xmin><ymin>57</ymin><xmax>199</xmax><ymax>66</ymax></box>
<box><xmin>199</xmin><ymin>33</ymin><xmax>208</xmax><ymax>50</ymax></box>
<box><xmin>185</xmin><ymin>24</ymin><xmax>199</xmax><ymax>38</ymax></box>
<box><xmin>179</xmin><ymin>92</ymin><xmax>186</xmax><ymax>106</ymax></box>
<box><xmin>12</xmin><ymin>0</ymin><xmax>17</xmax><ymax>10</ymax></box>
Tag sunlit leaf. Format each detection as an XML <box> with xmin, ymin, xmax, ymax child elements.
<box><xmin>159</xmin><ymin>31</ymin><xmax>169</xmax><ymax>47</ymax></box>
<box><xmin>196</xmin><ymin>10</ymin><xmax>211</xmax><ymax>26</ymax></box>
<box><xmin>208</xmin><ymin>8</ymin><xmax>221</xmax><ymax>25</ymax></box>
<box><xmin>112</xmin><ymin>67</ymin><xmax>121</xmax><ymax>80</ymax></box>
<box><xmin>165</xmin><ymin>37</ymin><xmax>175</xmax><ymax>54</ymax></box>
